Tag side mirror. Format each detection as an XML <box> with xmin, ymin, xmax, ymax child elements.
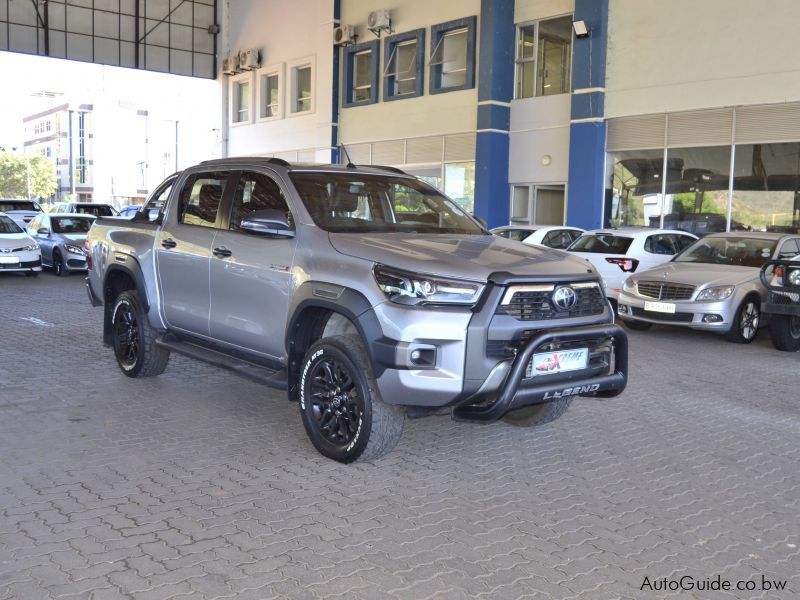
<box><xmin>37</xmin><ymin>227</ymin><xmax>50</xmax><ymax>236</ymax></box>
<box><xmin>240</xmin><ymin>209</ymin><xmax>295</xmax><ymax>238</ymax></box>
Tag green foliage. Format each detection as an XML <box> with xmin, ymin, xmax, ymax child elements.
<box><xmin>0</xmin><ymin>152</ymin><xmax>57</xmax><ymax>199</ymax></box>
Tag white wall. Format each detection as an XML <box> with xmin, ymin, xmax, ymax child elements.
<box><xmin>224</xmin><ymin>0</ymin><xmax>334</xmax><ymax>157</ymax></box>
<box><xmin>508</xmin><ymin>0</ymin><xmax>573</xmax><ymax>184</ymax></box>
<box><xmin>338</xmin><ymin>0</ymin><xmax>480</xmax><ymax>145</ymax></box>
<box><xmin>606</xmin><ymin>0</ymin><xmax>800</xmax><ymax>117</ymax></box>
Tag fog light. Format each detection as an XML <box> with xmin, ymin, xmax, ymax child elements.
<box><xmin>407</xmin><ymin>346</ymin><xmax>436</xmax><ymax>367</ymax></box>
<box><xmin>702</xmin><ymin>314</ymin><xmax>723</xmax><ymax>323</ymax></box>
<box><xmin>618</xmin><ymin>304</ymin><xmax>630</xmax><ymax>315</ymax></box>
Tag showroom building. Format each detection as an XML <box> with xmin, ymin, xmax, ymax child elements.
<box><xmin>218</xmin><ymin>0</ymin><xmax>800</xmax><ymax>233</ymax></box>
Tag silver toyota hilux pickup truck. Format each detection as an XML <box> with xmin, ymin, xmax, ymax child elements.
<box><xmin>86</xmin><ymin>158</ymin><xmax>628</xmax><ymax>463</ymax></box>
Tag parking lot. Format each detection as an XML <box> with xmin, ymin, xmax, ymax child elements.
<box><xmin>0</xmin><ymin>272</ymin><xmax>798</xmax><ymax>599</ymax></box>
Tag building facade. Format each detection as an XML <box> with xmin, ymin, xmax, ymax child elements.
<box><xmin>220</xmin><ymin>0</ymin><xmax>800</xmax><ymax>234</ymax></box>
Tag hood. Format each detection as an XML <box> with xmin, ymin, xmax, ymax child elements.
<box><xmin>328</xmin><ymin>233</ymin><xmax>597</xmax><ymax>281</ymax></box>
<box><xmin>0</xmin><ymin>232</ymin><xmax>32</xmax><ymax>249</ymax></box>
<box><xmin>633</xmin><ymin>262</ymin><xmax>759</xmax><ymax>288</ymax></box>
<box><xmin>61</xmin><ymin>233</ymin><xmax>88</xmax><ymax>243</ymax></box>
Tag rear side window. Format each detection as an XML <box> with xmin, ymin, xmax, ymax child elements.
<box><xmin>229</xmin><ymin>172</ymin><xmax>291</xmax><ymax>231</ymax></box>
<box><xmin>178</xmin><ymin>172</ymin><xmax>230</xmax><ymax>228</ymax></box>
<box><xmin>677</xmin><ymin>235</ymin><xmax>697</xmax><ymax>250</ymax></box>
<box><xmin>644</xmin><ymin>233</ymin><xmax>679</xmax><ymax>255</ymax></box>
<box><xmin>76</xmin><ymin>205</ymin><xmax>115</xmax><ymax>217</ymax></box>
<box><xmin>0</xmin><ymin>200</ymin><xmax>39</xmax><ymax>212</ymax></box>
<box><xmin>569</xmin><ymin>234</ymin><xmax>634</xmax><ymax>255</ymax></box>
<box><xmin>543</xmin><ymin>230</ymin><xmax>574</xmax><ymax>249</ymax></box>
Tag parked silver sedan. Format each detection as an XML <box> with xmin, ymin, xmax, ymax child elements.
<box><xmin>26</xmin><ymin>213</ymin><xmax>95</xmax><ymax>276</ymax></box>
<box><xmin>617</xmin><ymin>232</ymin><xmax>800</xmax><ymax>343</ymax></box>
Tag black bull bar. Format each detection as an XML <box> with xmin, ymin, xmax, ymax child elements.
<box><xmin>453</xmin><ymin>324</ymin><xmax>628</xmax><ymax>423</ymax></box>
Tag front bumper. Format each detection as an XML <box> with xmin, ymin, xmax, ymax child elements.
<box><xmin>0</xmin><ymin>254</ymin><xmax>42</xmax><ymax>272</ymax></box>
<box><xmin>617</xmin><ymin>291</ymin><xmax>737</xmax><ymax>331</ymax></box>
<box><xmin>452</xmin><ymin>324</ymin><xmax>627</xmax><ymax>422</ymax></box>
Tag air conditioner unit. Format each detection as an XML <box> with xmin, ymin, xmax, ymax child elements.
<box><xmin>367</xmin><ymin>9</ymin><xmax>391</xmax><ymax>32</ymax></box>
<box><xmin>238</xmin><ymin>48</ymin><xmax>261</xmax><ymax>71</ymax></box>
<box><xmin>222</xmin><ymin>55</ymin><xmax>239</xmax><ymax>75</ymax></box>
<box><xmin>333</xmin><ymin>24</ymin><xmax>355</xmax><ymax>46</ymax></box>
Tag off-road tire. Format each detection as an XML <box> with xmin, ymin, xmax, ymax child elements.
<box><xmin>620</xmin><ymin>318</ymin><xmax>652</xmax><ymax>331</ymax></box>
<box><xmin>111</xmin><ymin>290</ymin><xmax>170</xmax><ymax>377</ymax></box>
<box><xmin>725</xmin><ymin>297</ymin><xmax>760</xmax><ymax>344</ymax></box>
<box><xmin>502</xmin><ymin>398</ymin><xmax>573</xmax><ymax>427</ymax></box>
<box><xmin>299</xmin><ymin>334</ymin><xmax>405</xmax><ymax>463</ymax></box>
<box><xmin>768</xmin><ymin>314</ymin><xmax>800</xmax><ymax>352</ymax></box>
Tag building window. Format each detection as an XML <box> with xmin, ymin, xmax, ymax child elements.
<box><xmin>292</xmin><ymin>64</ymin><xmax>313</xmax><ymax>113</ymax></box>
<box><xmin>430</xmin><ymin>16</ymin><xmax>477</xmax><ymax>94</ymax></box>
<box><xmin>510</xmin><ymin>184</ymin><xmax>566</xmax><ymax>225</ymax></box>
<box><xmin>343</xmin><ymin>41</ymin><xmax>379</xmax><ymax>107</ymax></box>
<box><xmin>230</xmin><ymin>76</ymin><xmax>252</xmax><ymax>124</ymax></box>
<box><xmin>383</xmin><ymin>29</ymin><xmax>424</xmax><ymax>101</ymax></box>
<box><xmin>515</xmin><ymin>15</ymin><xmax>573</xmax><ymax>99</ymax></box>
<box><xmin>258</xmin><ymin>67</ymin><xmax>282</xmax><ymax>120</ymax></box>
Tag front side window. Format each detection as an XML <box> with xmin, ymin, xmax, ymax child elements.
<box><xmin>644</xmin><ymin>233</ymin><xmax>680</xmax><ymax>255</ymax></box>
<box><xmin>289</xmin><ymin>172</ymin><xmax>482</xmax><ymax>234</ymax></box>
<box><xmin>293</xmin><ymin>65</ymin><xmax>312</xmax><ymax>113</ymax></box>
<box><xmin>260</xmin><ymin>72</ymin><xmax>280</xmax><ymax>119</ymax></box>
<box><xmin>178</xmin><ymin>172</ymin><xmax>230</xmax><ymax>228</ymax></box>
<box><xmin>516</xmin><ymin>16</ymin><xmax>573</xmax><ymax>99</ymax></box>
<box><xmin>233</xmin><ymin>80</ymin><xmax>250</xmax><ymax>123</ymax></box>
<box><xmin>430</xmin><ymin>17</ymin><xmax>476</xmax><ymax>93</ymax></box>
<box><xmin>229</xmin><ymin>172</ymin><xmax>291</xmax><ymax>231</ymax></box>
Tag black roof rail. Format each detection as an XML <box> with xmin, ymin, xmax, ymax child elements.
<box><xmin>266</xmin><ymin>157</ymin><xmax>290</xmax><ymax>167</ymax></box>
<box><xmin>359</xmin><ymin>164</ymin><xmax>408</xmax><ymax>175</ymax></box>
<box><xmin>199</xmin><ymin>156</ymin><xmax>291</xmax><ymax>167</ymax></box>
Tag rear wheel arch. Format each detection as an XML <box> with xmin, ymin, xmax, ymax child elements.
<box><xmin>102</xmin><ymin>263</ymin><xmax>149</xmax><ymax>346</ymax></box>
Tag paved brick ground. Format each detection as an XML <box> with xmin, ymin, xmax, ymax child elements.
<box><xmin>1</xmin><ymin>272</ymin><xmax>798</xmax><ymax>599</ymax></box>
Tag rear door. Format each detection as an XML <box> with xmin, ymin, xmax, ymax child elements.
<box><xmin>156</xmin><ymin>170</ymin><xmax>233</xmax><ymax>336</ymax></box>
<box><xmin>208</xmin><ymin>169</ymin><xmax>297</xmax><ymax>359</ymax></box>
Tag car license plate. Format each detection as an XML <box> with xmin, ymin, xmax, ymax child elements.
<box><xmin>644</xmin><ymin>301</ymin><xmax>676</xmax><ymax>314</ymax></box>
<box><xmin>0</xmin><ymin>256</ymin><xmax>19</xmax><ymax>265</ymax></box>
<box><xmin>527</xmin><ymin>348</ymin><xmax>588</xmax><ymax>378</ymax></box>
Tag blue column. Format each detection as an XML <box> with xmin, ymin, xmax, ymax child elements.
<box><xmin>330</xmin><ymin>0</ymin><xmax>341</xmax><ymax>164</ymax></box>
<box><xmin>566</xmin><ymin>0</ymin><xmax>609</xmax><ymax>229</ymax></box>
<box><xmin>473</xmin><ymin>0</ymin><xmax>514</xmax><ymax>228</ymax></box>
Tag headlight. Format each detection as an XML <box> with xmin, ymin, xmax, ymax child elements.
<box><xmin>22</xmin><ymin>243</ymin><xmax>39</xmax><ymax>251</ymax></box>
<box><xmin>789</xmin><ymin>268</ymin><xmax>800</xmax><ymax>287</ymax></box>
<box><xmin>373</xmin><ymin>265</ymin><xmax>484</xmax><ymax>306</ymax></box>
<box><xmin>64</xmin><ymin>244</ymin><xmax>85</xmax><ymax>256</ymax></box>
<box><xmin>622</xmin><ymin>278</ymin><xmax>636</xmax><ymax>293</ymax></box>
<box><xmin>696</xmin><ymin>285</ymin><xmax>734</xmax><ymax>301</ymax></box>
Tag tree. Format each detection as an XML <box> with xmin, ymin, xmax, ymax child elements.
<box><xmin>0</xmin><ymin>152</ymin><xmax>57</xmax><ymax>199</ymax></box>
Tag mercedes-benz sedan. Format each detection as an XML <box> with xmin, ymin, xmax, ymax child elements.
<box><xmin>617</xmin><ymin>232</ymin><xmax>800</xmax><ymax>343</ymax></box>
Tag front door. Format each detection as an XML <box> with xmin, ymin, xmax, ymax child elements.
<box><xmin>209</xmin><ymin>170</ymin><xmax>296</xmax><ymax>360</ymax></box>
<box><xmin>156</xmin><ymin>170</ymin><xmax>232</xmax><ymax>336</ymax></box>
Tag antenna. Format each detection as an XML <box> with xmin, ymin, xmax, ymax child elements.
<box><xmin>340</xmin><ymin>144</ymin><xmax>356</xmax><ymax>169</ymax></box>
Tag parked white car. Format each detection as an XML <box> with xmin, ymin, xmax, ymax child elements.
<box><xmin>490</xmin><ymin>225</ymin><xmax>584</xmax><ymax>250</ymax></box>
<box><xmin>0</xmin><ymin>212</ymin><xmax>42</xmax><ymax>276</ymax></box>
<box><xmin>567</xmin><ymin>227</ymin><xmax>698</xmax><ymax>301</ymax></box>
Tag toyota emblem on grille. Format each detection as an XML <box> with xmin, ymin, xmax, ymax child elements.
<box><xmin>552</xmin><ymin>286</ymin><xmax>577</xmax><ymax>310</ymax></box>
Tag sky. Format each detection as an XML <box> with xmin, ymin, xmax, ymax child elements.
<box><xmin>0</xmin><ymin>51</ymin><xmax>220</xmax><ymax>152</ymax></box>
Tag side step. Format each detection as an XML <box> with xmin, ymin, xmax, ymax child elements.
<box><xmin>155</xmin><ymin>336</ymin><xmax>288</xmax><ymax>390</ymax></box>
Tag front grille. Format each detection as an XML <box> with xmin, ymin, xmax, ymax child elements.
<box><xmin>632</xmin><ymin>307</ymin><xmax>693</xmax><ymax>322</ymax></box>
<box><xmin>636</xmin><ymin>281</ymin><xmax>696</xmax><ymax>300</ymax></box>
<box><xmin>497</xmin><ymin>284</ymin><xmax>606</xmax><ymax>321</ymax></box>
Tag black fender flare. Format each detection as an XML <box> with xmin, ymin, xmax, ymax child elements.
<box><xmin>101</xmin><ymin>260</ymin><xmax>150</xmax><ymax>345</ymax></box>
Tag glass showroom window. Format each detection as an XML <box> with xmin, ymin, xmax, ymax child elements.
<box><xmin>260</xmin><ymin>72</ymin><xmax>280</xmax><ymax>119</ymax></box>
<box><xmin>607</xmin><ymin>150</ymin><xmax>666</xmax><ymax>227</ymax></box>
<box><xmin>293</xmin><ymin>65</ymin><xmax>312</xmax><ymax>113</ymax></box>
<box><xmin>732</xmin><ymin>143</ymin><xmax>800</xmax><ymax>233</ymax></box>
<box><xmin>352</xmin><ymin>50</ymin><xmax>373</xmax><ymax>103</ymax></box>
<box><xmin>516</xmin><ymin>16</ymin><xmax>572</xmax><ymax>99</ymax></box>
<box><xmin>444</xmin><ymin>162</ymin><xmax>476</xmax><ymax>213</ymax></box>
<box><xmin>233</xmin><ymin>80</ymin><xmax>250</xmax><ymax>123</ymax></box>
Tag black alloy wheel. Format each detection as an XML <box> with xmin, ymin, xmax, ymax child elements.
<box><xmin>53</xmin><ymin>251</ymin><xmax>65</xmax><ymax>276</ymax></box>
<box><xmin>113</xmin><ymin>299</ymin><xmax>140</xmax><ymax>370</ymax></box>
<box><xmin>308</xmin><ymin>357</ymin><xmax>361</xmax><ymax>447</ymax></box>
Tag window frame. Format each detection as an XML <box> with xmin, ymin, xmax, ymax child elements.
<box><xmin>383</xmin><ymin>29</ymin><xmax>425</xmax><ymax>102</ymax></box>
<box><xmin>429</xmin><ymin>16</ymin><xmax>477</xmax><ymax>95</ymax></box>
<box><xmin>288</xmin><ymin>56</ymin><xmax>316</xmax><ymax>116</ymax></box>
<box><xmin>229</xmin><ymin>72</ymin><xmax>254</xmax><ymax>126</ymax></box>
<box><xmin>257</xmin><ymin>63</ymin><xmax>284</xmax><ymax>122</ymax></box>
<box><xmin>343</xmin><ymin>40</ymin><xmax>380</xmax><ymax>108</ymax></box>
<box><xmin>514</xmin><ymin>14</ymin><xmax>574</xmax><ymax>100</ymax></box>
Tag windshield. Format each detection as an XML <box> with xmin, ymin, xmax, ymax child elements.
<box><xmin>0</xmin><ymin>200</ymin><xmax>40</xmax><ymax>212</ymax></box>
<box><xmin>76</xmin><ymin>204</ymin><xmax>117</xmax><ymax>217</ymax></box>
<box><xmin>0</xmin><ymin>215</ymin><xmax>23</xmax><ymax>233</ymax></box>
<box><xmin>51</xmin><ymin>217</ymin><xmax>94</xmax><ymax>234</ymax></box>
<box><xmin>568</xmin><ymin>234</ymin><xmax>634</xmax><ymax>255</ymax></box>
<box><xmin>289</xmin><ymin>172</ymin><xmax>483</xmax><ymax>234</ymax></box>
<box><xmin>674</xmin><ymin>237</ymin><xmax>778</xmax><ymax>268</ymax></box>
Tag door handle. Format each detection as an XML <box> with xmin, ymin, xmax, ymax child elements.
<box><xmin>161</xmin><ymin>238</ymin><xmax>177</xmax><ymax>249</ymax></box>
<box><xmin>213</xmin><ymin>246</ymin><xmax>232</xmax><ymax>258</ymax></box>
